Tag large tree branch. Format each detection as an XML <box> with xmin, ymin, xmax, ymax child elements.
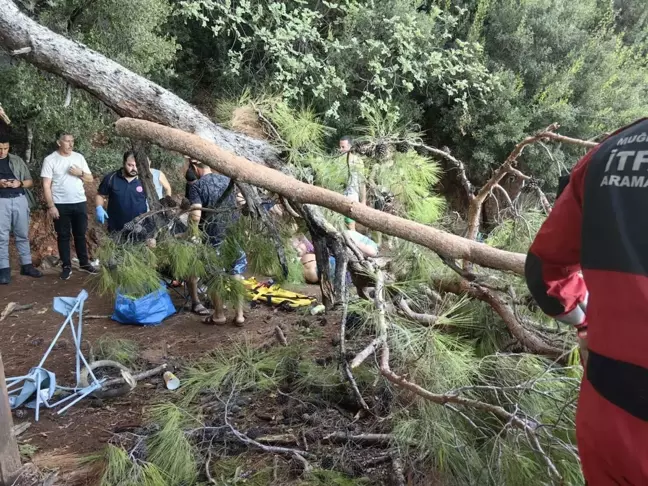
<box><xmin>115</xmin><ymin>118</ymin><xmax>527</xmax><ymax>275</ymax></box>
<box><xmin>419</xmin><ymin>126</ymin><xmax>595</xmax><ymax>241</ymax></box>
<box><xmin>0</xmin><ymin>0</ymin><xmax>279</xmax><ymax>166</ymax></box>
<box><xmin>541</xmin><ymin>132</ymin><xmax>598</xmax><ymax>149</ymax></box>
<box><xmin>437</xmin><ymin>279</ymin><xmax>564</xmax><ymax>359</ymax></box>
<box><xmin>464</xmin><ymin>123</ymin><xmax>596</xmax><ymax>240</ymax></box>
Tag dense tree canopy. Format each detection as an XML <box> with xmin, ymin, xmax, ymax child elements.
<box><xmin>2</xmin><ymin>0</ymin><xmax>647</xmax><ymax>186</ymax></box>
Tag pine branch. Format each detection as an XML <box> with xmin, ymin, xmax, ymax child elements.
<box><xmin>397</xmin><ymin>299</ymin><xmax>438</xmax><ymax>326</ymax></box>
<box><xmin>323</xmin><ymin>432</ymin><xmax>395</xmax><ymax>445</ymax></box>
<box><xmin>532</xmin><ymin>185</ymin><xmax>552</xmax><ymax>215</ymax></box>
<box><xmin>374</xmin><ymin>271</ymin><xmax>537</xmax><ymax>430</ymax></box>
<box><xmin>339</xmin><ymin>265</ymin><xmax>370</xmax><ymax>412</ymax></box>
<box><xmin>350</xmin><ymin>336</ymin><xmax>385</xmax><ymax>369</ymax></box>
<box><xmin>372</xmin><ymin>272</ymin><xmax>565</xmax><ymax>483</ymax></box>
<box><xmin>238</xmin><ymin>183</ymin><xmax>289</xmax><ymax>278</ymax></box>
<box><xmin>220</xmin><ymin>390</ymin><xmax>312</xmax><ymax>472</ymax></box>
<box><xmin>438</xmin><ymin>279</ymin><xmax>564</xmax><ymax>359</ymax></box>
<box><xmin>540</xmin><ymin>131</ymin><xmax>598</xmax><ymax>149</ymax></box>
<box><xmin>492</xmin><ymin>184</ymin><xmax>513</xmax><ymax>209</ymax></box>
<box><xmin>465</xmin><ymin>123</ymin><xmax>596</xmax><ymax>240</ymax></box>
<box><xmin>414</xmin><ymin>143</ymin><xmax>474</xmax><ymax>200</ymax></box>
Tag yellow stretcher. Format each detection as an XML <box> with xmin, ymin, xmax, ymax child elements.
<box><xmin>242</xmin><ymin>278</ymin><xmax>317</xmax><ymax>309</ymax></box>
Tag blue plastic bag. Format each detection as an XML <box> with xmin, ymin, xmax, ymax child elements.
<box><xmin>112</xmin><ymin>287</ymin><xmax>176</xmax><ymax>326</ymax></box>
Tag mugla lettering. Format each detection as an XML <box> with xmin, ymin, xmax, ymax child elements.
<box><xmin>616</xmin><ymin>133</ymin><xmax>648</xmax><ymax>147</ymax></box>
<box><xmin>601</xmin><ymin>149</ymin><xmax>648</xmax><ymax>187</ymax></box>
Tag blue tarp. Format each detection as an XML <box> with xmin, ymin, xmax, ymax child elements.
<box><xmin>112</xmin><ymin>287</ymin><xmax>176</xmax><ymax>326</ymax></box>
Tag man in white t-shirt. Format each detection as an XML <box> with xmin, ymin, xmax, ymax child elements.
<box><xmin>41</xmin><ymin>131</ymin><xmax>97</xmax><ymax>280</ymax></box>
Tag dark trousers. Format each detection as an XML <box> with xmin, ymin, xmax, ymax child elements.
<box><xmin>54</xmin><ymin>202</ymin><xmax>89</xmax><ymax>268</ymax></box>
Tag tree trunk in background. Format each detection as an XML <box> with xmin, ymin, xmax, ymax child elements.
<box><xmin>24</xmin><ymin>124</ymin><xmax>33</xmax><ymax>165</ymax></box>
<box><xmin>116</xmin><ymin>118</ymin><xmax>528</xmax><ymax>275</ymax></box>
<box><xmin>0</xmin><ymin>0</ymin><xmax>280</xmax><ymax>167</ymax></box>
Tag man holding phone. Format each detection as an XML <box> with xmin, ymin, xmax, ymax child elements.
<box><xmin>41</xmin><ymin>131</ymin><xmax>96</xmax><ymax>280</ymax></box>
<box><xmin>0</xmin><ymin>132</ymin><xmax>41</xmax><ymax>284</ymax></box>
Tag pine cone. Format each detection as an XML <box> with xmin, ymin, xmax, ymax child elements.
<box><xmin>353</xmin><ymin>141</ymin><xmax>372</xmax><ymax>156</ymax></box>
<box><xmin>374</xmin><ymin>142</ymin><xmax>391</xmax><ymax>160</ymax></box>
<box><xmin>395</xmin><ymin>141</ymin><xmax>411</xmax><ymax>153</ymax></box>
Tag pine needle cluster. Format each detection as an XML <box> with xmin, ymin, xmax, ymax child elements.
<box><xmin>99</xmin><ymin>445</ymin><xmax>169</xmax><ymax>486</ymax></box>
<box><xmin>96</xmin><ymin>240</ymin><xmax>160</xmax><ymax>299</ymax></box>
<box><xmin>95</xmin><ymin>336</ymin><xmax>140</xmax><ymax>368</ymax></box>
<box><xmin>181</xmin><ymin>340</ymin><xmax>294</xmax><ymax>404</ymax></box>
<box><xmin>146</xmin><ymin>403</ymin><xmax>199</xmax><ymax>485</ymax></box>
<box><xmin>372</xmin><ymin>151</ymin><xmax>446</xmax><ymax>224</ymax></box>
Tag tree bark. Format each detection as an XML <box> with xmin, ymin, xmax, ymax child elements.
<box><xmin>0</xmin><ymin>353</ymin><xmax>21</xmax><ymax>486</ymax></box>
<box><xmin>115</xmin><ymin>118</ymin><xmax>528</xmax><ymax>275</ymax></box>
<box><xmin>0</xmin><ymin>0</ymin><xmax>279</xmax><ymax>166</ymax></box>
<box><xmin>131</xmin><ymin>141</ymin><xmax>162</xmax><ymax>212</ymax></box>
<box><xmin>24</xmin><ymin>124</ymin><xmax>33</xmax><ymax>165</ymax></box>
<box><xmin>437</xmin><ymin>280</ymin><xmax>563</xmax><ymax>358</ymax></box>
<box><xmin>465</xmin><ymin>124</ymin><xmax>563</xmax><ymax>240</ymax></box>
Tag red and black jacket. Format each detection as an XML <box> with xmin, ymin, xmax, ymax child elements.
<box><xmin>526</xmin><ymin>118</ymin><xmax>648</xmax><ymax>421</ymax></box>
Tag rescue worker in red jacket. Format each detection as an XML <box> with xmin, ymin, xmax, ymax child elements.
<box><xmin>526</xmin><ymin>118</ymin><xmax>648</xmax><ymax>484</ymax></box>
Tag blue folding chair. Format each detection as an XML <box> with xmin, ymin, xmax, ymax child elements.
<box><xmin>6</xmin><ymin>290</ymin><xmax>105</xmax><ymax>421</ymax></box>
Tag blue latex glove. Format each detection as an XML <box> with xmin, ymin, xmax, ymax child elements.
<box><xmin>96</xmin><ymin>206</ymin><xmax>109</xmax><ymax>224</ymax></box>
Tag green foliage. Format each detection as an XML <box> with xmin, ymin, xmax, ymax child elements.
<box><xmin>389</xmin><ymin>239</ymin><xmax>448</xmax><ymax>282</ymax></box>
<box><xmin>306</xmin><ymin>154</ymin><xmax>349</xmax><ymax>194</ymax></box>
<box><xmin>182</xmin><ymin>340</ymin><xmax>291</xmax><ymax>403</ymax></box>
<box><xmin>40</xmin><ymin>0</ymin><xmax>177</xmax><ymax>77</ymax></box>
<box><xmin>430</xmin><ymin>0</ymin><xmax>648</xmax><ymax>188</ymax></box>
<box><xmin>94</xmin><ymin>336</ymin><xmax>140</xmax><ymax>368</ymax></box>
<box><xmin>19</xmin><ymin>443</ymin><xmax>38</xmax><ymax>460</ymax></box>
<box><xmin>146</xmin><ymin>403</ymin><xmax>199</xmax><ymax>485</ymax></box>
<box><xmin>96</xmin><ymin>240</ymin><xmax>161</xmax><ymax>299</ymax></box>
<box><xmin>155</xmin><ymin>236</ymin><xmax>215</xmax><ymax>281</ymax></box>
<box><xmin>485</xmin><ymin>207</ymin><xmax>546</xmax><ymax>253</ymax></box>
<box><xmin>372</xmin><ymin>151</ymin><xmax>445</xmax><ymax>223</ymax></box>
<box><xmin>263</xmin><ymin>99</ymin><xmax>334</xmax><ymax>156</ymax></box>
<box><xmin>392</xmin><ymin>350</ymin><xmax>582</xmax><ymax>485</ymax></box>
<box><xmin>100</xmin><ymin>445</ymin><xmax>135</xmax><ymax>486</ymax></box>
<box><xmin>99</xmin><ymin>444</ymin><xmax>171</xmax><ymax>486</ymax></box>
<box><xmin>177</xmin><ymin>0</ymin><xmax>495</xmax><ymax>120</ymax></box>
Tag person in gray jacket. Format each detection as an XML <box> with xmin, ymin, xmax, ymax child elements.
<box><xmin>0</xmin><ymin>132</ymin><xmax>42</xmax><ymax>284</ymax></box>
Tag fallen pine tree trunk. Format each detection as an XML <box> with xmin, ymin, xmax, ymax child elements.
<box><xmin>0</xmin><ymin>0</ymin><xmax>279</xmax><ymax>167</ymax></box>
<box><xmin>115</xmin><ymin>118</ymin><xmax>527</xmax><ymax>275</ymax></box>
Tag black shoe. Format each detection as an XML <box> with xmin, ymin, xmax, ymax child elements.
<box><xmin>60</xmin><ymin>267</ymin><xmax>72</xmax><ymax>280</ymax></box>
<box><xmin>20</xmin><ymin>264</ymin><xmax>42</xmax><ymax>278</ymax></box>
<box><xmin>0</xmin><ymin>268</ymin><xmax>10</xmax><ymax>285</ymax></box>
<box><xmin>80</xmin><ymin>264</ymin><xmax>98</xmax><ymax>275</ymax></box>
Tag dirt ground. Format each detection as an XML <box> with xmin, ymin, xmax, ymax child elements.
<box><xmin>0</xmin><ymin>267</ymin><xmax>323</xmax><ymax>460</ymax></box>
